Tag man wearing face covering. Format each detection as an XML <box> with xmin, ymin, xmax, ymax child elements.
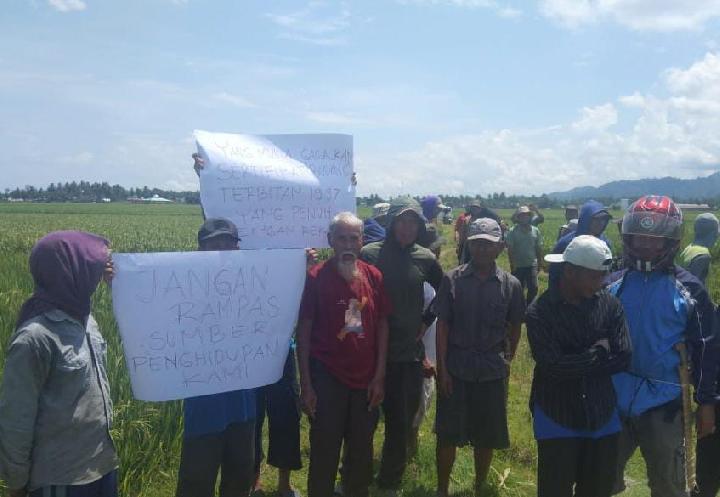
<box><xmin>0</xmin><ymin>231</ymin><xmax>118</xmax><ymax>497</ymax></box>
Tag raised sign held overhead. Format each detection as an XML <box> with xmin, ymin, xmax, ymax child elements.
<box><xmin>111</xmin><ymin>249</ymin><xmax>306</xmax><ymax>401</ymax></box>
<box><xmin>194</xmin><ymin>131</ymin><xmax>355</xmax><ymax>249</ymax></box>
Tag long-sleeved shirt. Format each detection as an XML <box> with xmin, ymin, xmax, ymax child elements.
<box><xmin>526</xmin><ymin>288</ymin><xmax>632</xmax><ymax>431</ymax></box>
<box><xmin>609</xmin><ymin>267</ymin><xmax>719</xmax><ymax>416</ymax></box>
<box><xmin>361</xmin><ymin>240</ymin><xmax>443</xmax><ymax>363</ymax></box>
<box><xmin>0</xmin><ymin>310</ymin><xmax>117</xmax><ymax>491</ymax></box>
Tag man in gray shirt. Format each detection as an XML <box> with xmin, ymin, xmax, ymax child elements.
<box><xmin>435</xmin><ymin>218</ymin><xmax>524</xmax><ymax>497</ymax></box>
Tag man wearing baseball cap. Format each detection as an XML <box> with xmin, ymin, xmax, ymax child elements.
<box><xmin>456</xmin><ymin>201</ymin><xmax>503</xmax><ymax>264</ymax></box>
<box><xmin>192</xmin><ymin>158</ymin><xmax>306</xmax><ymax>497</ymax></box>
<box><xmin>176</xmin><ymin>218</ymin><xmax>257</xmax><ymax>497</ymax></box>
<box><xmin>526</xmin><ymin>235</ymin><xmax>632</xmax><ymax>497</ymax></box>
<box><xmin>435</xmin><ymin>218</ymin><xmax>524</xmax><ymax>496</ymax></box>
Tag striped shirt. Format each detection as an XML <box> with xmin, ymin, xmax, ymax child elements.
<box><xmin>526</xmin><ymin>288</ymin><xmax>632</xmax><ymax>430</ymax></box>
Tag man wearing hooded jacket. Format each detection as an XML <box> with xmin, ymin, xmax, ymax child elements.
<box><xmin>360</xmin><ymin>197</ymin><xmax>444</xmax><ymax>493</ymax></box>
<box><xmin>549</xmin><ymin>200</ymin><xmax>612</xmax><ymax>286</ymax></box>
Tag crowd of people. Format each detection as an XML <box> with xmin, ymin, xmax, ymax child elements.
<box><xmin>1</xmin><ymin>186</ymin><xmax>720</xmax><ymax>497</ymax></box>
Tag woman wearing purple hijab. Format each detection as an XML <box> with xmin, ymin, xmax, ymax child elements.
<box><xmin>0</xmin><ymin>231</ymin><xmax>119</xmax><ymax>497</ymax></box>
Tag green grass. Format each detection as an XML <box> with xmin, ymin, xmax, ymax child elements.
<box><xmin>0</xmin><ymin>203</ymin><xmax>718</xmax><ymax>497</ymax></box>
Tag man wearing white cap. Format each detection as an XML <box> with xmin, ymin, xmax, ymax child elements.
<box><xmin>526</xmin><ymin>235</ymin><xmax>632</xmax><ymax>497</ymax></box>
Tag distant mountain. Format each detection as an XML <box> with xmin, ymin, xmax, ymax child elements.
<box><xmin>548</xmin><ymin>171</ymin><xmax>720</xmax><ymax>201</ymax></box>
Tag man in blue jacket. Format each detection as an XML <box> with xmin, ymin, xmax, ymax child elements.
<box><xmin>608</xmin><ymin>196</ymin><xmax>718</xmax><ymax>497</ymax></box>
<box><xmin>554</xmin><ymin>200</ymin><xmax>612</xmax><ymax>254</ymax></box>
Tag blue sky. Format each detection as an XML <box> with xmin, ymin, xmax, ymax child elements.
<box><xmin>3</xmin><ymin>0</ymin><xmax>720</xmax><ymax>196</ymax></box>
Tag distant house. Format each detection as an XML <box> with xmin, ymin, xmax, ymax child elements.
<box><xmin>677</xmin><ymin>203</ymin><xmax>712</xmax><ymax>211</ymax></box>
<box><xmin>146</xmin><ymin>194</ymin><xmax>173</xmax><ymax>203</ymax></box>
<box><xmin>128</xmin><ymin>194</ymin><xmax>174</xmax><ymax>204</ymax></box>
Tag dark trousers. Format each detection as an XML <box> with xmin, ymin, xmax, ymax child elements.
<box><xmin>696</xmin><ymin>405</ymin><xmax>720</xmax><ymax>497</ymax></box>
<box><xmin>308</xmin><ymin>360</ymin><xmax>378</xmax><ymax>497</ymax></box>
<box><xmin>31</xmin><ymin>470</ymin><xmax>118</xmax><ymax>497</ymax></box>
<box><xmin>254</xmin><ymin>351</ymin><xmax>302</xmax><ymax>472</ymax></box>
<box><xmin>537</xmin><ymin>434</ymin><xmax>619</xmax><ymax>497</ymax></box>
<box><xmin>512</xmin><ymin>266</ymin><xmax>538</xmax><ymax>305</ymax></box>
<box><xmin>176</xmin><ymin>420</ymin><xmax>256</xmax><ymax>497</ymax></box>
<box><xmin>377</xmin><ymin>361</ymin><xmax>423</xmax><ymax>490</ymax></box>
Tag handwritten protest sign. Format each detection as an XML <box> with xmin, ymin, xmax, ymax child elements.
<box><xmin>194</xmin><ymin>131</ymin><xmax>355</xmax><ymax>249</ymax></box>
<box><xmin>111</xmin><ymin>249</ymin><xmax>306</xmax><ymax>401</ymax></box>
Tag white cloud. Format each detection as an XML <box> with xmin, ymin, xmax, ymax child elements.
<box><xmin>399</xmin><ymin>0</ymin><xmax>524</xmax><ymax>19</ymax></box>
<box><xmin>47</xmin><ymin>0</ymin><xmax>86</xmax><ymax>12</ymax></box>
<box><xmin>266</xmin><ymin>2</ymin><xmax>352</xmax><ymax>46</ymax></box>
<box><xmin>306</xmin><ymin>111</ymin><xmax>374</xmax><ymax>125</ymax></box>
<box><xmin>497</xmin><ymin>7</ymin><xmax>523</xmax><ymax>18</ymax></box>
<box><xmin>213</xmin><ymin>92</ymin><xmax>256</xmax><ymax>109</ymax></box>
<box><xmin>618</xmin><ymin>92</ymin><xmax>645</xmax><ymax>108</ymax></box>
<box><xmin>356</xmin><ymin>52</ymin><xmax>720</xmax><ymax>197</ymax></box>
<box><xmin>571</xmin><ymin>103</ymin><xmax>618</xmax><ymax>132</ymax></box>
<box><xmin>58</xmin><ymin>151</ymin><xmax>95</xmax><ymax>164</ymax></box>
<box><xmin>399</xmin><ymin>0</ymin><xmax>494</xmax><ymax>6</ymax></box>
<box><xmin>665</xmin><ymin>52</ymin><xmax>720</xmax><ymax>98</ymax></box>
<box><xmin>540</xmin><ymin>0</ymin><xmax>720</xmax><ymax>31</ymax></box>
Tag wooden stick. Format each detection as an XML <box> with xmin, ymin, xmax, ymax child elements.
<box><xmin>675</xmin><ymin>341</ymin><xmax>697</xmax><ymax>493</ymax></box>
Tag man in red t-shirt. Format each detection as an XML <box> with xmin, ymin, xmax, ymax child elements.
<box><xmin>297</xmin><ymin>212</ymin><xmax>391</xmax><ymax>497</ymax></box>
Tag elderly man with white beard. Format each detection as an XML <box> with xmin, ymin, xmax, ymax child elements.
<box><xmin>296</xmin><ymin>212</ymin><xmax>392</xmax><ymax>497</ymax></box>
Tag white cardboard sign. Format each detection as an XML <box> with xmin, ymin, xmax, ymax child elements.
<box><xmin>194</xmin><ymin>131</ymin><xmax>355</xmax><ymax>249</ymax></box>
<box><xmin>111</xmin><ymin>249</ymin><xmax>306</xmax><ymax>401</ymax></box>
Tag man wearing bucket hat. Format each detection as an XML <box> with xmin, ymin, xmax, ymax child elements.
<box><xmin>506</xmin><ymin>206</ymin><xmax>544</xmax><ymax>305</ymax></box>
<box><xmin>527</xmin><ymin>235</ymin><xmax>632</xmax><ymax>497</ymax></box>
<box><xmin>435</xmin><ymin>218</ymin><xmax>524</xmax><ymax>497</ymax></box>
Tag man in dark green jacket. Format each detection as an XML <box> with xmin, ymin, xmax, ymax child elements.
<box><xmin>360</xmin><ymin>197</ymin><xmax>444</xmax><ymax>493</ymax></box>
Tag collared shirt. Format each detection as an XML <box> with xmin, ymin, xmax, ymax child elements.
<box><xmin>505</xmin><ymin>225</ymin><xmax>542</xmax><ymax>268</ymax></box>
<box><xmin>299</xmin><ymin>259</ymin><xmax>392</xmax><ymax>388</ymax></box>
<box><xmin>526</xmin><ymin>288</ymin><xmax>631</xmax><ymax>431</ymax></box>
<box><xmin>0</xmin><ymin>310</ymin><xmax>117</xmax><ymax>491</ymax></box>
<box><xmin>436</xmin><ymin>264</ymin><xmax>524</xmax><ymax>382</ymax></box>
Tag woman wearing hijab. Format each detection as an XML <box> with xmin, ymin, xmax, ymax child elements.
<box><xmin>0</xmin><ymin>231</ymin><xmax>118</xmax><ymax>497</ymax></box>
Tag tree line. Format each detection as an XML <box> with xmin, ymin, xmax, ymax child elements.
<box><xmin>3</xmin><ymin>182</ymin><xmax>717</xmax><ymax>209</ymax></box>
<box><xmin>2</xmin><ymin>181</ymin><xmax>201</xmax><ymax>204</ymax></box>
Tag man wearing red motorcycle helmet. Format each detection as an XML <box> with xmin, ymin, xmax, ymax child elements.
<box><xmin>609</xmin><ymin>195</ymin><xmax>718</xmax><ymax>497</ymax></box>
